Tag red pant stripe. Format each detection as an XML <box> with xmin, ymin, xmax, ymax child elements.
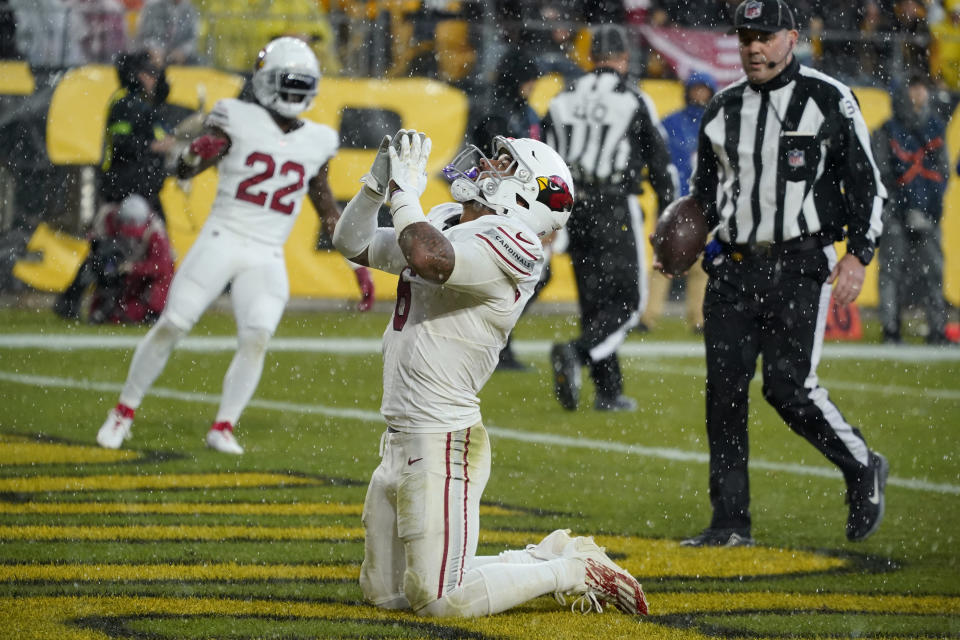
<box><xmin>458</xmin><ymin>427</ymin><xmax>471</xmax><ymax>586</ymax></box>
<box><xmin>437</xmin><ymin>432</ymin><xmax>453</xmax><ymax>600</ymax></box>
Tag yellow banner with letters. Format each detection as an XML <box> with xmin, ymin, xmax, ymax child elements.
<box><xmin>11</xmin><ymin>65</ymin><xmax>960</xmax><ymax>307</ymax></box>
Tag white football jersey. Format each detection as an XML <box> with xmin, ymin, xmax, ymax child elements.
<box><xmin>204</xmin><ymin>99</ymin><xmax>338</xmax><ymax>246</ymax></box>
<box><xmin>380</xmin><ymin>204</ymin><xmax>544</xmax><ymax>433</ymax></box>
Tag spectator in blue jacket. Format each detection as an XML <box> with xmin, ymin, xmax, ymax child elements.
<box><xmin>642</xmin><ymin>71</ymin><xmax>716</xmax><ymax>333</ymax></box>
<box><xmin>873</xmin><ymin>72</ymin><xmax>951</xmax><ymax>344</ymax></box>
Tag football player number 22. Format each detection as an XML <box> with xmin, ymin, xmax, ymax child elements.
<box><xmin>235</xmin><ymin>151</ymin><xmax>305</xmax><ymax>215</ymax></box>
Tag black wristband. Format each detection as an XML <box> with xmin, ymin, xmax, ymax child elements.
<box><xmin>850</xmin><ymin>245</ymin><xmax>874</xmax><ymax>266</ymax></box>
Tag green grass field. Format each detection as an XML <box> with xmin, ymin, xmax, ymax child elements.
<box><xmin>0</xmin><ymin>306</ymin><xmax>958</xmax><ymax>639</ymax></box>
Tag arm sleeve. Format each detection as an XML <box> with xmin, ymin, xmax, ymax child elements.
<box><xmin>331</xmin><ymin>186</ymin><xmax>382</xmax><ymax>259</ymax></box>
<box><xmin>631</xmin><ymin>94</ymin><xmax>677</xmax><ymax>210</ymax></box>
<box><xmin>367</xmin><ymin>229</ymin><xmax>409</xmax><ymax>275</ymax></box>
<box><xmin>106</xmin><ymin>102</ymin><xmax>153</xmax><ymax>167</ymax></box>
<box><xmin>205</xmin><ymin>100</ymin><xmax>231</xmax><ymax>135</ymax></box>
<box><xmin>690</xmin><ymin>107</ymin><xmax>722</xmax><ymax>229</ymax></box>
<box><xmin>836</xmin><ymin>90</ymin><xmax>886</xmax><ymax>265</ymax></box>
<box><xmin>870</xmin><ymin>125</ymin><xmax>893</xmax><ymax>191</ymax></box>
<box><xmin>933</xmin><ymin>123</ymin><xmax>950</xmax><ymax>198</ymax></box>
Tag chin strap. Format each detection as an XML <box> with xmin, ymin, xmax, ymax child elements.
<box><xmin>450</xmin><ymin>177</ymin><xmax>479</xmax><ymax>203</ymax></box>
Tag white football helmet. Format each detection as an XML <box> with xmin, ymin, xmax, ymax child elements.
<box><xmin>445</xmin><ymin>136</ymin><xmax>575</xmax><ymax>238</ymax></box>
<box><xmin>252</xmin><ymin>37</ymin><xmax>320</xmax><ymax>119</ymax></box>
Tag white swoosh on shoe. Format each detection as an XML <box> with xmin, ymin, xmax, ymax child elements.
<box><xmin>868</xmin><ymin>473</ymin><xmax>881</xmax><ymax>505</ymax></box>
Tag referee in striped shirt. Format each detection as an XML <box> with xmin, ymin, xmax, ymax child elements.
<box><xmin>681</xmin><ymin>0</ymin><xmax>890</xmax><ymax>547</ymax></box>
<box><xmin>544</xmin><ymin>25</ymin><xmax>676</xmax><ymax>412</ymax></box>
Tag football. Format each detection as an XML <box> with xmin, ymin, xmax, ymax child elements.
<box><xmin>650</xmin><ymin>195</ymin><xmax>709</xmax><ymax>276</ymax></box>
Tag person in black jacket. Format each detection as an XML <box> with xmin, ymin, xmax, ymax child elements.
<box><xmin>100</xmin><ymin>51</ymin><xmax>174</xmax><ymax>220</ymax></box>
<box><xmin>678</xmin><ymin>0</ymin><xmax>889</xmax><ymax>547</ymax></box>
<box><xmin>873</xmin><ymin>73</ymin><xmax>951</xmax><ymax>344</ymax></box>
<box><xmin>543</xmin><ymin>24</ymin><xmax>676</xmax><ymax>411</ymax></box>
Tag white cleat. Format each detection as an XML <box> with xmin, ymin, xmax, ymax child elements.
<box><xmin>205</xmin><ymin>428</ymin><xmax>244</xmax><ymax>455</ymax></box>
<box><xmin>97</xmin><ymin>409</ymin><xmax>133</xmax><ymax>449</ymax></box>
<box><xmin>526</xmin><ymin>529</ymin><xmax>574</xmax><ymax>561</ymax></box>
<box><xmin>562</xmin><ymin>536</ymin><xmax>649</xmax><ymax>615</ymax></box>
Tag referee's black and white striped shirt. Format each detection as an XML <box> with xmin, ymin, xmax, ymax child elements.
<box><xmin>543</xmin><ymin>68</ymin><xmax>676</xmax><ymax>209</ymax></box>
<box><xmin>691</xmin><ymin>58</ymin><xmax>886</xmax><ymax>264</ymax></box>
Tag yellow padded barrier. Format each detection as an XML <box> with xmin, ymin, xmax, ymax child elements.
<box><xmin>12</xmin><ymin>223</ymin><xmax>89</xmax><ymax>293</ymax></box>
<box><xmin>47</xmin><ymin>66</ymin><xmax>245</xmax><ymax>165</ymax></box>
<box><xmin>164</xmin><ymin>65</ymin><xmax>246</xmax><ymax>111</ymax></box>
<box><xmin>46</xmin><ymin>65</ymin><xmax>118</xmax><ymax>165</ymax></box>
<box><xmin>31</xmin><ymin>67</ymin><xmax>959</xmax><ymax>305</ymax></box>
<box><xmin>0</xmin><ymin>61</ymin><xmax>35</xmax><ymax>95</ymax></box>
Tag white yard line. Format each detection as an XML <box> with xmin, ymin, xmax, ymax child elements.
<box><xmin>2</xmin><ymin>334</ymin><xmax>958</xmax><ymax>402</ymax></box>
<box><xmin>0</xmin><ymin>368</ymin><xmax>956</xmax><ymax>497</ymax></box>
<box><xmin>1</xmin><ymin>333</ymin><xmax>960</xmax><ymax>361</ymax></box>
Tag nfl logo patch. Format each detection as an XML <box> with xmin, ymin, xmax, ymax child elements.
<box><xmin>788</xmin><ymin>149</ymin><xmax>805</xmax><ymax>168</ymax></box>
<box><xmin>745</xmin><ymin>1</ymin><xmax>762</xmax><ymax>19</ymax></box>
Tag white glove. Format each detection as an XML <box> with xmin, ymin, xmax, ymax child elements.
<box><xmin>359</xmin><ymin>134</ymin><xmax>392</xmax><ymax>197</ymax></box>
<box><xmin>388</xmin><ymin>130</ymin><xmax>431</xmax><ymax>197</ymax></box>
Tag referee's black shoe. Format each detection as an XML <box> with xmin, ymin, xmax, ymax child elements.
<box><xmin>680</xmin><ymin>528</ymin><xmax>755</xmax><ymax>547</ymax></box>
<box><xmin>845</xmin><ymin>451</ymin><xmax>889</xmax><ymax>542</ymax></box>
<box><xmin>550</xmin><ymin>342</ymin><xmax>581</xmax><ymax>410</ymax></box>
<box><xmin>595</xmin><ymin>394</ymin><xmax>637</xmax><ymax>412</ymax></box>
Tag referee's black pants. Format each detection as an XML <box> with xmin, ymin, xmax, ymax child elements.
<box><xmin>565</xmin><ymin>192</ymin><xmax>645</xmax><ymax>401</ymax></box>
<box><xmin>701</xmin><ymin>241</ymin><xmax>873</xmax><ymax>533</ymax></box>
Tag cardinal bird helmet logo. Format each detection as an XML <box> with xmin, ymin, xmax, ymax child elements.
<box><xmin>536</xmin><ymin>175</ymin><xmax>574</xmax><ymax>213</ymax></box>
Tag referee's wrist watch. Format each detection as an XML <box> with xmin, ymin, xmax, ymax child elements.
<box><xmin>851</xmin><ymin>246</ymin><xmax>874</xmax><ymax>266</ymax></box>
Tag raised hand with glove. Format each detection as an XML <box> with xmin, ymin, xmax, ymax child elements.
<box><xmin>388</xmin><ymin>130</ymin><xmax>432</xmax><ymax>237</ymax></box>
<box><xmin>180</xmin><ymin>131</ymin><xmax>230</xmax><ymax>169</ymax></box>
<box><xmin>359</xmin><ymin>133</ymin><xmax>393</xmax><ymax>199</ymax></box>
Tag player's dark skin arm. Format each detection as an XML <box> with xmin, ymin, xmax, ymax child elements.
<box><xmin>307</xmin><ymin>163</ymin><xmax>340</xmax><ymax>238</ymax></box>
<box><xmin>343</xmin><ymin>221</ymin><xmax>454</xmax><ymax>282</ymax></box>
<box><xmin>394</xmin><ymin>178</ymin><xmax>491</xmax><ymax>284</ymax></box>
<box><xmin>397</xmin><ymin>222</ymin><xmax>455</xmax><ymax>283</ymax></box>
<box><xmin>176</xmin><ymin>126</ymin><xmax>231</xmax><ymax>179</ymax></box>
<box><xmin>344</xmin><ymin>187</ymin><xmax>469</xmax><ymax>284</ymax></box>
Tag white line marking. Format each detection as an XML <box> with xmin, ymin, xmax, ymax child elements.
<box><xmin>6</xmin><ymin>334</ymin><xmax>954</xmax><ymax>400</ymax></box>
<box><xmin>625</xmin><ymin>361</ymin><xmax>960</xmax><ymax>402</ymax></box>
<box><xmin>0</xmin><ymin>369</ymin><xmax>956</xmax><ymax>496</ymax></box>
<box><xmin>1</xmin><ymin>334</ymin><xmax>960</xmax><ymax>361</ymax></box>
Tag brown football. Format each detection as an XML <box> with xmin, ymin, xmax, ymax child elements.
<box><xmin>650</xmin><ymin>195</ymin><xmax>709</xmax><ymax>276</ymax></box>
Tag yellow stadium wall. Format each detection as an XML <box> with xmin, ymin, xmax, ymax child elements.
<box><xmin>12</xmin><ymin>65</ymin><xmax>960</xmax><ymax>307</ymax></box>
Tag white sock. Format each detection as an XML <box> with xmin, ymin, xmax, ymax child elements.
<box><xmin>216</xmin><ymin>327</ymin><xmax>270</xmax><ymax>424</ymax></box>
<box><xmin>418</xmin><ymin>559</ymin><xmax>579</xmax><ymax>617</ymax></box>
<box><xmin>118</xmin><ymin>316</ymin><xmax>186</xmax><ymax>409</ymax></box>
<box><xmin>467</xmin><ymin>549</ymin><xmax>540</xmax><ymax>569</ymax></box>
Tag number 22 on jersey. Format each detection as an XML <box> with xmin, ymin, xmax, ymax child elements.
<box><xmin>235</xmin><ymin>151</ymin><xmax>306</xmax><ymax>215</ymax></box>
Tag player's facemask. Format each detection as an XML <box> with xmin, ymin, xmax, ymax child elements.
<box><xmin>443</xmin><ymin>136</ymin><xmax>574</xmax><ymax>238</ymax></box>
<box><xmin>444</xmin><ymin>144</ymin><xmax>524</xmax><ymax>202</ymax></box>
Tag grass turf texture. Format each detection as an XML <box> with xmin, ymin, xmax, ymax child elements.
<box><xmin>0</xmin><ymin>307</ymin><xmax>958</xmax><ymax>639</ymax></box>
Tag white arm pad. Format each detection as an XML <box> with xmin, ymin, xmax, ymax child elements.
<box><xmin>389</xmin><ymin>189</ymin><xmax>426</xmax><ymax>237</ymax></box>
<box><xmin>332</xmin><ymin>186</ymin><xmax>383</xmax><ymax>259</ymax></box>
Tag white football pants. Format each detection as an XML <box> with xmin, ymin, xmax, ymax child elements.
<box><xmin>118</xmin><ymin>223</ymin><xmax>288</xmax><ymax>419</ymax></box>
<box><xmin>360</xmin><ymin>424</ymin><xmax>582</xmax><ymax>617</ymax></box>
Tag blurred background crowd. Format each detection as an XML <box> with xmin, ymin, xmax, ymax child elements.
<box><xmin>3</xmin><ymin>0</ymin><xmax>960</xmax><ymax>95</ymax></box>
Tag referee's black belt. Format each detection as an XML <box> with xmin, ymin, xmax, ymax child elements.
<box><xmin>725</xmin><ymin>235</ymin><xmax>825</xmax><ymax>258</ymax></box>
